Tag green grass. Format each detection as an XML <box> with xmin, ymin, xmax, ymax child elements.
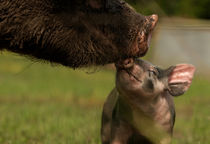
<box><xmin>0</xmin><ymin>52</ymin><xmax>210</xmax><ymax>144</ymax></box>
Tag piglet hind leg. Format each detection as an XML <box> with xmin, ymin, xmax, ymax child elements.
<box><xmin>110</xmin><ymin>120</ymin><xmax>155</xmax><ymax>144</ymax></box>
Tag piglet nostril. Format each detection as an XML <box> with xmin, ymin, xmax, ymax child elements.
<box><xmin>123</xmin><ymin>58</ymin><xmax>134</xmax><ymax>68</ymax></box>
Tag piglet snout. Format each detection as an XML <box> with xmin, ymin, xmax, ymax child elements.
<box><xmin>115</xmin><ymin>58</ymin><xmax>134</xmax><ymax>69</ymax></box>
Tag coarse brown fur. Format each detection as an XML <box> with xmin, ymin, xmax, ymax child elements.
<box><xmin>0</xmin><ymin>0</ymin><xmax>157</xmax><ymax>68</ymax></box>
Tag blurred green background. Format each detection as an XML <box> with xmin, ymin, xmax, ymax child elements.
<box><xmin>126</xmin><ymin>0</ymin><xmax>210</xmax><ymax>19</ymax></box>
<box><xmin>0</xmin><ymin>53</ymin><xmax>209</xmax><ymax>144</ymax></box>
<box><xmin>0</xmin><ymin>0</ymin><xmax>210</xmax><ymax>144</ymax></box>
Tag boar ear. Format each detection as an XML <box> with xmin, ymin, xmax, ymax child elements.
<box><xmin>168</xmin><ymin>64</ymin><xmax>195</xmax><ymax>96</ymax></box>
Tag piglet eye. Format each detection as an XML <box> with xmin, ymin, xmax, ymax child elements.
<box><xmin>149</xmin><ymin>69</ymin><xmax>158</xmax><ymax>76</ymax></box>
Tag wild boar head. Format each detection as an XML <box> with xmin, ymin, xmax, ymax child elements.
<box><xmin>0</xmin><ymin>0</ymin><xmax>158</xmax><ymax>68</ymax></box>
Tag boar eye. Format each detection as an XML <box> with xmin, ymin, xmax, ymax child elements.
<box><xmin>105</xmin><ymin>0</ymin><xmax>123</xmax><ymax>13</ymax></box>
<box><xmin>86</xmin><ymin>0</ymin><xmax>103</xmax><ymax>9</ymax></box>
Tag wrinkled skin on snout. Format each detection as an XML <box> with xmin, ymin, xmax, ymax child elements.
<box><xmin>101</xmin><ymin>58</ymin><xmax>195</xmax><ymax>144</ymax></box>
<box><xmin>0</xmin><ymin>0</ymin><xmax>158</xmax><ymax>68</ymax></box>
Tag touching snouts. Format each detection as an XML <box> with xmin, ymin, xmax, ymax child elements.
<box><xmin>115</xmin><ymin>58</ymin><xmax>134</xmax><ymax>69</ymax></box>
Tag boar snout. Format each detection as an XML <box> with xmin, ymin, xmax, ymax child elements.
<box><xmin>115</xmin><ymin>58</ymin><xmax>134</xmax><ymax>69</ymax></box>
<box><xmin>136</xmin><ymin>14</ymin><xmax>158</xmax><ymax>57</ymax></box>
<box><xmin>0</xmin><ymin>0</ymin><xmax>159</xmax><ymax>68</ymax></box>
<box><xmin>147</xmin><ymin>14</ymin><xmax>159</xmax><ymax>31</ymax></box>
<box><xmin>147</xmin><ymin>14</ymin><xmax>158</xmax><ymax>47</ymax></box>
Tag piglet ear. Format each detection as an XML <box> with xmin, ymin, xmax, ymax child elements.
<box><xmin>168</xmin><ymin>64</ymin><xmax>195</xmax><ymax>96</ymax></box>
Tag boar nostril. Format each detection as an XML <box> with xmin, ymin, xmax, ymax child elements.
<box><xmin>151</xmin><ymin>14</ymin><xmax>158</xmax><ymax>21</ymax></box>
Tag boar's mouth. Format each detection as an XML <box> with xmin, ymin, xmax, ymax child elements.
<box><xmin>131</xmin><ymin>14</ymin><xmax>158</xmax><ymax>57</ymax></box>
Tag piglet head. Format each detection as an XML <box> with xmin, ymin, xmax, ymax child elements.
<box><xmin>167</xmin><ymin>64</ymin><xmax>196</xmax><ymax>96</ymax></box>
<box><xmin>115</xmin><ymin>59</ymin><xmax>195</xmax><ymax>100</ymax></box>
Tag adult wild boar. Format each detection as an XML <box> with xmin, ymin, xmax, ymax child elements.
<box><xmin>0</xmin><ymin>0</ymin><xmax>158</xmax><ymax>68</ymax></box>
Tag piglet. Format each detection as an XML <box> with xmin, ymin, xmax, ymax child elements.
<box><xmin>101</xmin><ymin>58</ymin><xmax>195</xmax><ymax>144</ymax></box>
